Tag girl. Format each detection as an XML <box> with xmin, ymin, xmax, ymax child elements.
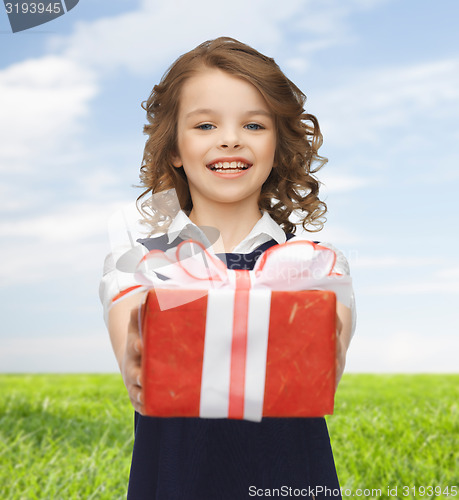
<box><xmin>100</xmin><ymin>37</ymin><xmax>355</xmax><ymax>499</ymax></box>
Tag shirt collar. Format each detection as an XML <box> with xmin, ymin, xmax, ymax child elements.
<box><xmin>167</xmin><ymin>210</ymin><xmax>286</xmax><ymax>253</ymax></box>
<box><xmin>167</xmin><ymin>210</ymin><xmax>212</xmax><ymax>246</ymax></box>
<box><xmin>232</xmin><ymin>211</ymin><xmax>286</xmax><ymax>252</ymax></box>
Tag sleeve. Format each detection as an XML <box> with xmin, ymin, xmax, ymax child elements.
<box><xmin>99</xmin><ymin>245</ymin><xmax>147</xmax><ymax>327</ymax></box>
<box><xmin>319</xmin><ymin>241</ymin><xmax>357</xmax><ymax>338</ymax></box>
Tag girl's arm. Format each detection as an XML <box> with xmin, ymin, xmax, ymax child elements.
<box><xmin>313</xmin><ymin>242</ymin><xmax>355</xmax><ymax>388</ymax></box>
<box><xmin>108</xmin><ymin>292</ymin><xmax>147</xmax><ymax>414</ymax></box>
<box><xmin>335</xmin><ymin>301</ymin><xmax>353</xmax><ymax>389</ymax></box>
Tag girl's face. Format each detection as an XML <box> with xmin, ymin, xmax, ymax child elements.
<box><xmin>171</xmin><ymin>68</ymin><xmax>276</xmax><ymax>212</ymax></box>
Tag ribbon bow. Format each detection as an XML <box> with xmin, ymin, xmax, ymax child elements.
<box><xmin>134</xmin><ymin>239</ymin><xmax>352</xmax><ymax>310</ymax></box>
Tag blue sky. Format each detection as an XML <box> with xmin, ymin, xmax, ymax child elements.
<box><xmin>1</xmin><ymin>0</ymin><xmax>458</xmax><ymax>373</ymax></box>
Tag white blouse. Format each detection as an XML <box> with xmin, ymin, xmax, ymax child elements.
<box><xmin>99</xmin><ymin>210</ymin><xmax>356</xmax><ymax>334</ymax></box>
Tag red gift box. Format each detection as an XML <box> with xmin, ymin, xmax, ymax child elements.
<box><xmin>141</xmin><ymin>288</ymin><xmax>336</xmax><ymax>420</ymax></box>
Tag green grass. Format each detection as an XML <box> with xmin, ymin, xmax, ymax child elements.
<box><xmin>1</xmin><ymin>374</ymin><xmax>458</xmax><ymax>499</ymax></box>
<box><xmin>0</xmin><ymin>375</ymin><xmax>133</xmax><ymax>499</ymax></box>
<box><xmin>329</xmin><ymin>375</ymin><xmax>459</xmax><ymax>499</ymax></box>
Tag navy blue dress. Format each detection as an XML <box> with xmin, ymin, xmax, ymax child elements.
<box><xmin>128</xmin><ymin>237</ymin><xmax>342</xmax><ymax>499</ymax></box>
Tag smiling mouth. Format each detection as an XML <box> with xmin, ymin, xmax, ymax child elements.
<box><xmin>207</xmin><ymin>161</ymin><xmax>252</xmax><ymax>173</ymax></box>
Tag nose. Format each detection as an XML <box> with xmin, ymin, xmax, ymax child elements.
<box><xmin>219</xmin><ymin>126</ymin><xmax>240</xmax><ymax>149</ymax></box>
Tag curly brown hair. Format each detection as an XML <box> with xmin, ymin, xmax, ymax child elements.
<box><xmin>138</xmin><ymin>37</ymin><xmax>327</xmax><ymax>234</ymax></box>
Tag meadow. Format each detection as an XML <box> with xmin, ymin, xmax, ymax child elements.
<box><xmin>1</xmin><ymin>374</ymin><xmax>458</xmax><ymax>499</ymax></box>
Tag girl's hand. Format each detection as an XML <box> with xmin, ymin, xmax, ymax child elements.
<box><xmin>121</xmin><ymin>307</ymin><xmax>145</xmax><ymax>414</ymax></box>
<box><xmin>335</xmin><ymin>302</ymin><xmax>353</xmax><ymax>390</ymax></box>
<box><xmin>107</xmin><ymin>291</ymin><xmax>147</xmax><ymax>414</ymax></box>
<box><xmin>335</xmin><ymin>313</ymin><xmax>345</xmax><ymax>389</ymax></box>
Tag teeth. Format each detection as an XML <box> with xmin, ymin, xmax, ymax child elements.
<box><xmin>209</xmin><ymin>161</ymin><xmax>249</xmax><ymax>171</ymax></box>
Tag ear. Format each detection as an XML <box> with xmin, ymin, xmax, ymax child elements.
<box><xmin>170</xmin><ymin>151</ymin><xmax>182</xmax><ymax>168</ymax></box>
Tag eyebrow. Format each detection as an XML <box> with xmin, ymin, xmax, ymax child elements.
<box><xmin>185</xmin><ymin>108</ymin><xmax>273</xmax><ymax>119</ymax></box>
<box><xmin>185</xmin><ymin>108</ymin><xmax>215</xmax><ymax>118</ymax></box>
<box><xmin>244</xmin><ymin>109</ymin><xmax>273</xmax><ymax>118</ymax></box>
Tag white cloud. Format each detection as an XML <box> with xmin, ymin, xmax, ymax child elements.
<box><xmin>44</xmin><ymin>0</ymin><xmax>381</xmax><ymax>77</ymax></box>
<box><xmin>0</xmin><ymin>200</ymin><xmax>130</xmax><ymax>286</ymax></box>
<box><xmin>0</xmin><ymin>184</ymin><xmax>40</xmax><ymax>212</ymax></box>
<box><xmin>284</xmin><ymin>58</ymin><xmax>311</xmax><ymax>74</ymax></box>
<box><xmin>46</xmin><ymin>1</ymin><xmax>283</xmax><ymax>75</ymax></box>
<box><xmin>319</xmin><ymin>173</ymin><xmax>374</xmax><ymax>193</ymax></box>
<box><xmin>3</xmin><ymin>328</ymin><xmax>457</xmax><ymax>374</ymax></box>
<box><xmin>0</xmin><ymin>201</ymin><xmax>121</xmax><ymax>241</ymax></box>
<box><xmin>0</xmin><ymin>0</ymin><xmax>392</xmax><ymax>178</ymax></box>
<box><xmin>300</xmin><ymin>223</ymin><xmax>363</xmax><ymax>247</ymax></box>
<box><xmin>346</xmin><ymin>330</ymin><xmax>459</xmax><ymax>373</ymax></box>
<box><xmin>317</xmin><ymin>59</ymin><xmax>459</xmax><ymax>147</ymax></box>
<box><xmin>434</xmin><ymin>266</ymin><xmax>459</xmax><ymax>279</ymax></box>
<box><xmin>0</xmin><ymin>0</ymin><xmax>380</xmax><ymax>177</ymax></box>
<box><xmin>290</xmin><ymin>3</ymin><xmax>351</xmax><ymax>37</ymax></box>
<box><xmin>74</xmin><ymin>168</ymin><xmax>127</xmax><ymax>198</ymax></box>
<box><xmin>0</xmin><ymin>333</ymin><xmax>118</xmax><ymax>372</ymax></box>
<box><xmin>0</xmin><ymin>56</ymin><xmax>97</xmax><ymax>170</ymax></box>
<box><xmin>351</xmin><ymin>255</ymin><xmax>440</xmax><ymax>269</ymax></box>
<box><xmin>364</xmin><ymin>281</ymin><xmax>459</xmax><ymax>295</ymax></box>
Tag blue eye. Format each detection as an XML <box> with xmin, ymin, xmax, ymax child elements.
<box><xmin>197</xmin><ymin>123</ymin><xmax>215</xmax><ymax>130</ymax></box>
<box><xmin>245</xmin><ymin>123</ymin><xmax>264</xmax><ymax>130</ymax></box>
